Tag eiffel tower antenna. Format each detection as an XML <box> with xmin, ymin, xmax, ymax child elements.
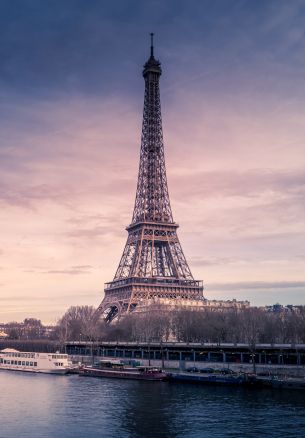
<box><xmin>97</xmin><ymin>35</ymin><xmax>204</xmax><ymax>322</ymax></box>
<box><xmin>150</xmin><ymin>32</ymin><xmax>154</xmax><ymax>57</ymax></box>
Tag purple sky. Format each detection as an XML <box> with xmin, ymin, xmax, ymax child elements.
<box><xmin>1</xmin><ymin>0</ymin><xmax>305</xmax><ymax>322</ymax></box>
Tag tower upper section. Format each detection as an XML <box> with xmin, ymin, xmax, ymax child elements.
<box><xmin>131</xmin><ymin>34</ymin><xmax>174</xmax><ymax>225</ymax></box>
<box><xmin>142</xmin><ymin>33</ymin><xmax>162</xmax><ymax>77</ymax></box>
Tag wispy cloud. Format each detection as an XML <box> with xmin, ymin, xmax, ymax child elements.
<box><xmin>171</xmin><ymin>169</ymin><xmax>305</xmax><ymax>200</ymax></box>
<box><xmin>190</xmin><ymin>256</ymin><xmax>238</xmax><ymax>267</ymax></box>
<box><xmin>43</xmin><ymin>265</ymin><xmax>93</xmax><ymax>275</ymax></box>
<box><xmin>208</xmin><ymin>281</ymin><xmax>305</xmax><ymax>291</ymax></box>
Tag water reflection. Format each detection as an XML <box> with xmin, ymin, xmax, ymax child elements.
<box><xmin>120</xmin><ymin>382</ymin><xmax>178</xmax><ymax>438</ymax></box>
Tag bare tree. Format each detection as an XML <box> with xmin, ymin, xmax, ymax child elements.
<box><xmin>57</xmin><ymin>306</ymin><xmax>104</xmax><ymax>342</ymax></box>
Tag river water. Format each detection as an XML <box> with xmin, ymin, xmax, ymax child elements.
<box><xmin>0</xmin><ymin>371</ymin><xmax>304</xmax><ymax>438</ymax></box>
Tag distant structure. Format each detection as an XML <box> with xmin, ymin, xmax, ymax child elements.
<box><xmin>0</xmin><ymin>331</ymin><xmax>8</xmax><ymax>339</ymax></box>
<box><xmin>97</xmin><ymin>35</ymin><xmax>248</xmax><ymax>322</ymax></box>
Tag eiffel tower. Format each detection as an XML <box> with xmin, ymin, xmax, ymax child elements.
<box><xmin>97</xmin><ymin>35</ymin><xmax>204</xmax><ymax>322</ymax></box>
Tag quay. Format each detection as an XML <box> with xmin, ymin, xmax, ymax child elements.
<box><xmin>2</xmin><ymin>339</ymin><xmax>305</xmax><ymax>378</ymax></box>
<box><xmin>66</xmin><ymin>341</ymin><xmax>305</xmax><ymax>377</ymax></box>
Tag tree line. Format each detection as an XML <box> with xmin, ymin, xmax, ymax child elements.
<box><xmin>3</xmin><ymin>305</ymin><xmax>305</xmax><ymax>346</ymax></box>
<box><xmin>1</xmin><ymin>318</ymin><xmax>48</xmax><ymax>340</ymax></box>
<box><xmin>55</xmin><ymin>305</ymin><xmax>305</xmax><ymax>347</ymax></box>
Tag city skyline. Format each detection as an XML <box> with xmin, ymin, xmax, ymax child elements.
<box><xmin>1</xmin><ymin>0</ymin><xmax>305</xmax><ymax>323</ymax></box>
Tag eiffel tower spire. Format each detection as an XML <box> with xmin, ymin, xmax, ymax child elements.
<box><xmin>132</xmin><ymin>33</ymin><xmax>173</xmax><ymax>225</ymax></box>
<box><xmin>97</xmin><ymin>36</ymin><xmax>204</xmax><ymax>322</ymax></box>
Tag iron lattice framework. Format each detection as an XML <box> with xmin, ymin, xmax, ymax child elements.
<box><xmin>97</xmin><ymin>35</ymin><xmax>204</xmax><ymax>322</ymax></box>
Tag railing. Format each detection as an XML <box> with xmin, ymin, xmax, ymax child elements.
<box><xmin>105</xmin><ymin>277</ymin><xmax>203</xmax><ymax>290</ymax></box>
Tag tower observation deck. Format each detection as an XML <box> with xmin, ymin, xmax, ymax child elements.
<box><xmin>97</xmin><ymin>35</ymin><xmax>205</xmax><ymax>322</ymax></box>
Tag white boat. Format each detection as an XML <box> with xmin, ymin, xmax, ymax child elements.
<box><xmin>0</xmin><ymin>348</ymin><xmax>69</xmax><ymax>374</ymax></box>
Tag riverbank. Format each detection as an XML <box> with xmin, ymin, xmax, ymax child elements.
<box><xmin>2</xmin><ymin>339</ymin><xmax>305</xmax><ymax>378</ymax></box>
<box><xmin>70</xmin><ymin>355</ymin><xmax>305</xmax><ymax>378</ymax></box>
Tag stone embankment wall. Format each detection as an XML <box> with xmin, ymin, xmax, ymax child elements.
<box><xmin>70</xmin><ymin>355</ymin><xmax>305</xmax><ymax>378</ymax></box>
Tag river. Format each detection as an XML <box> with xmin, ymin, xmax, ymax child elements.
<box><xmin>0</xmin><ymin>371</ymin><xmax>304</xmax><ymax>437</ymax></box>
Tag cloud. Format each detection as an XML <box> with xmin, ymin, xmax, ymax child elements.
<box><xmin>208</xmin><ymin>281</ymin><xmax>305</xmax><ymax>291</ymax></box>
<box><xmin>64</xmin><ymin>213</ymin><xmax>129</xmax><ymax>242</ymax></box>
<box><xmin>190</xmin><ymin>256</ymin><xmax>238</xmax><ymax>267</ymax></box>
<box><xmin>0</xmin><ymin>183</ymin><xmax>77</xmax><ymax>209</ymax></box>
<box><xmin>0</xmin><ymin>290</ymin><xmax>100</xmax><ymax>302</ymax></box>
<box><xmin>0</xmin><ymin>95</ymin><xmax>138</xmax><ymax>215</ymax></box>
<box><xmin>43</xmin><ymin>265</ymin><xmax>93</xmax><ymax>275</ymax></box>
<box><xmin>171</xmin><ymin>168</ymin><xmax>305</xmax><ymax>200</ymax></box>
<box><xmin>67</xmin><ymin>226</ymin><xmax>117</xmax><ymax>239</ymax></box>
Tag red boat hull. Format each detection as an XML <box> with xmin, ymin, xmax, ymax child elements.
<box><xmin>80</xmin><ymin>367</ymin><xmax>167</xmax><ymax>381</ymax></box>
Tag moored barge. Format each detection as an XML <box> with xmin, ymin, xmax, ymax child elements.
<box><xmin>80</xmin><ymin>360</ymin><xmax>168</xmax><ymax>381</ymax></box>
<box><xmin>169</xmin><ymin>371</ymin><xmax>258</xmax><ymax>387</ymax></box>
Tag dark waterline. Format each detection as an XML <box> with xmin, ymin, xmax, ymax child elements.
<box><xmin>0</xmin><ymin>372</ymin><xmax>305</xmax><ymax>438</ymax></box>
